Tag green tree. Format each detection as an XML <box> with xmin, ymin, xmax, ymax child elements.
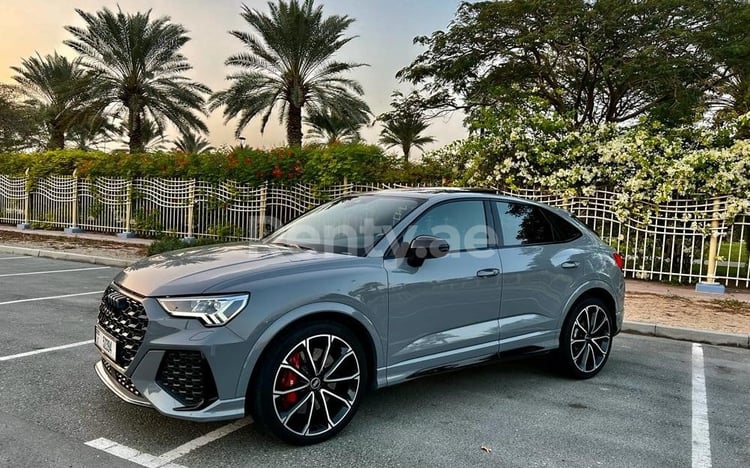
<box><xmin>0</xmin><ymin>84</ymin><xmax>45</xmax><ymax>151</ymax></box>
<box><xmin>398</xmin><ymin>0</ymin><xmax>728</xmax><ymax>127</ymax></box>
<box><xmin>378</xmin><ymin>92</ymin><xmax>436</xmax><ymax>161</ymax></box>
<box><xmin>64</xmin><ymin>7</ymin><xmax>210</xmax><ymax>153</ymax></box>
<box><xmin>703</xmin><ymin>0</ymin><xmax>750</xmax><ymax>131</ymax></box>
<box><xmin>173</xmin><ymin>131</ymin><xmax>215</xmax><ymax>154</ymax></box>
<box><xmin>210</xmin><ymin>0</ymin><xmax>369</xmax><ymax>146</ymax></box>
<box><xmin>305</xmin><ymin>107</ymin><xmax>369</xmax><ymax>144</ymax></box>
<box><xmin>11</xmin><ymin>53</ymin><xmax>95</xmax><ymax>149</ymax></box>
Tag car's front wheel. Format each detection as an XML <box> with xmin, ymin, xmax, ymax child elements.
<box><xmin>251</xmin><ymin>321</ymin><xmax>367</xmax><ymax>445</ymax></box>
<box><xmin>560</xmin><ymin>297</ymin><xmax>613</xmax><ymax>379</ymax></box>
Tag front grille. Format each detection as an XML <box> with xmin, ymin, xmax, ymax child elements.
<box><xmin>102</xmin><ymin>358</ymin><xmax>142</xmax><ymax>397</ymax></box>
<box><xmin>97</xmin><ymin>285</ymin><xmax>148</xmax><ymax>368</ymax></box>
<box><xmin>156</xmin><ymin>351</ymin><xmax>218</xmax><ymax>410</ymax></box>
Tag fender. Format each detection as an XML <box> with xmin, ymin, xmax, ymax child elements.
<box><xmin>233</xmin><ymin>301</ymin><xmax>385</xmax><ymax>398</ymax></box>
<box><xmin>556</xmin><ymin>279</ymin><xmax>622</xmax><ymax>332</ymax></box>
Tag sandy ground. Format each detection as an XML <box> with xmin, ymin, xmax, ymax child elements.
<box><xmin>2</xmin><ymin>229</ymin><xmax>749</xmax><ymax>335</ymax></box>
<box><xmin>625</xmin><ymin>291</ymin><xmax>750</xmax><ymax>335</ymax></box>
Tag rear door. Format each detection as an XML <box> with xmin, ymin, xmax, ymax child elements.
<box><xmin>493</xmin><ymin>201</ymin><xmax>585</xmax><ymax>352</ymax></box>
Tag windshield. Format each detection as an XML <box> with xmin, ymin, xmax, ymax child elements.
<box><xmin>266</xmin><ymin>195</ymin><xmax>423</xmax><ymax>256</ymax></box>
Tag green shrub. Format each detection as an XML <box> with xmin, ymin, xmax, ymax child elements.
<box><xmin>0</xmin><ymin>143</ymin><xmax>450</xmax><ymax>185</ymax></box>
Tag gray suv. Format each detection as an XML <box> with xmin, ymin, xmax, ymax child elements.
<box><xmin>94</xmin><ymin>189</ymin><xmax>625</xmax><ymax>444</ymax></box>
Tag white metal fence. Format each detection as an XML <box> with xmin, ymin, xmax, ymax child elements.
<box><xmin>1</xmin><ymin>175</ymin><xmax>748</xmax><ymax>287</ymax></box>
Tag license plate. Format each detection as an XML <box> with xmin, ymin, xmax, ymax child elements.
<box><xmin>95</xmin><ymin>326</ymin><xmax>117</xmax><ymax>361</ymax></box>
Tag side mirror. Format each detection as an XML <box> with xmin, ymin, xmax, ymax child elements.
<box><xmin>406</xmin><ymin>235</ymin><xmax>450</xmax><ymax>267</ymax></box>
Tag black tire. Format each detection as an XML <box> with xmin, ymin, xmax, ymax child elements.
<box><xmin>250</xmin><ymin>321</ymin><xmax>367</xmax><ymax>445</ymax></box>
<box><xmin>560</xmin><ymin>297</ymin><xmax>613</xmax><ymax>379</ymax></box>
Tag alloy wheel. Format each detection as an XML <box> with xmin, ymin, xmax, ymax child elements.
<box><xmin>569</xmin><ymin>304</ymin><xmax>611</xmax><ymax>374</ymax></box>
<box><xmin>272</xmin><ymin>334</ymin><xmax>361</xmax><ymax>437</ymax></box>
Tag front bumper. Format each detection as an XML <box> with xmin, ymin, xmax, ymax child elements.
<box><xmin>94</xmin><ymin>285</ymin><xmax>250</xmax><ymax>422</ymax></box>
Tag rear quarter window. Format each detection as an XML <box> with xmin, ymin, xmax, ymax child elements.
<box><xmin>544</xmin><ymin>210</ymin><xmax>583</xmax><ymax>242</ymax></box>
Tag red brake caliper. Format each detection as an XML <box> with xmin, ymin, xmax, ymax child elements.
<box><xmin>280</xmin><ymin>352</ymin><xmax>301</xmax><ymax>407</ymax></box>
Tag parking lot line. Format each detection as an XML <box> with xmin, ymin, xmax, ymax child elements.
<box><xmin>692</xmin><ymin>343</ymin><xmax>711</xmax><ymax>468</ymax></box>
<box><xmin>152</xmin><ymin>419</ymin><xmax>252</xmax><ymax>464</ymax></box>
<box><xmin>0</xmin><ymin>257</ymin><xmax>31</xmax><ymax>260</ymax></box>
<box><xmin>85</xmin><ymin>419</ymin><xmax>251</xmax><ymax>467</ymax></box>
<box><xmin>84</xmin><ymin>438</ymin><xmax>186</xmax><ymax>468</ymax></box>
<box><xmin>0</xmin><ymin>340</ymin><xmax>93</xmax><ymax>362</ymax></box>
<box><xmin>0</xmin><ymin>266</ymin><xmax>110</xmax><ymax>277</ymax></box>
<box><xmin>0</xmin><ymin>291</ymin><xmax>101</xmax><ymax>306</ymax></box>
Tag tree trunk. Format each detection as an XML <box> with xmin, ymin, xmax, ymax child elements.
<box><xmin>287</xmin><ymin>103</ymin><xmax>303</xmax><ymax>147</ymax></box>
<box><xmin>402</xmin><ymin>142</ymin><xmax>411</xmax><ymax>162</ymax></box>
<box><xmin>46</xmin><ymin>123</ymin><xmax>65</xmax><ymax>150</ymax></box>
<box><xmin>128</xmin><ymin>108</ymin><xmax>144</xmax><ymax>153</ymax></box>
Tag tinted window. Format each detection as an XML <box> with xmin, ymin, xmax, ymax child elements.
<box><xmin>545</xmin><ymin>210</ymin><xmax>582</xmax><ymax>242</ymax></box>
<box><xmin>402</xmin><ymin>201</ymin><xmax>489</xmax><ymax>252</ymax></box>
<box><xmin>496</xmin><ymin>202</ymin><xmax>554</xmax><ymax>246</ymax></box>
<box><xmin>267</xmin><ymin>195</ymin><xmax>423</xmax><ymax>256</ymax></box>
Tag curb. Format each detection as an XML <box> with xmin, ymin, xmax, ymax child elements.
<box><xmin>2</xmin><ymin>243</ymin><xmax>748</xmax><ymax>349</ymax></box>
<box><xmin>0</xmin><ymin>244</ymin><xmax>134</xmax><ymax>268</ymax></box>
<box><xmin>622</xmin><ymin>320</ymin><xmax>750</xmax><ymax>349</ymax></box>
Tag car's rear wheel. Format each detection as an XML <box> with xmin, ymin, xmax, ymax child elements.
<box><xmin>251</xmin><ymin>321</ymin><xmax>367</xmax><ymax>445</ymax></box>
<box><xmin>560</xmin><ymin>297</ymin><xmax>613</xmax><ymax>379</ymax></box>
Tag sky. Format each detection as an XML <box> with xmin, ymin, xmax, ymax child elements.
<box><xmin>0</xmin><ymin>0</ymin><xmax>468</xmax><ymax>154</ymax></box>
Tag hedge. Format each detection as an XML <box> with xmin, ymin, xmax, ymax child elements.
<box><xmin>0</xmin><ymin>144</ymin><xmax>450</xmax><ymax>185</ymax></box>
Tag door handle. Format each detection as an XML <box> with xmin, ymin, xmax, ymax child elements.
<box><xmin>476</xmin><ymin>268</ymin><xmax>500</xmax><ymax>278</ymax></box>
<box><xmin>561</xmin><ymin>261</ymin><xmax>579</xmax><ymax>269</ymax></box>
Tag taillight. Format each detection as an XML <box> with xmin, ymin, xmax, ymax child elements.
<box><xmin>613</xmin><ymin>252</ymin><xmax>624</xmax><ymax>270</ymax></box>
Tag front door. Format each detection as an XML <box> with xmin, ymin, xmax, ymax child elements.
<box><xmin>384</xmin><ymin>199</ymin><xmax>502</xmax><ymax>383</ymax></box>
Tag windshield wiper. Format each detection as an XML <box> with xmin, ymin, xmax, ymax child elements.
<box><xmin>270</xmin><ymin>241</ymin><xmax>314</xmax><ymax>251</ymax></box>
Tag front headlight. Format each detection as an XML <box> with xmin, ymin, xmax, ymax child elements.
<box><xmin>157</xmin><ymin>293</ymin><xmax>249</xmax><ymax>326</ymax></box>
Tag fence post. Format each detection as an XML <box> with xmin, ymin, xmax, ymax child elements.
<box><xmin>64</xmin><ymin>169</ymin><xmax>83</xmax><ymax>234</ymax></box>
<box><xmin>17</xmin><ymin>168</ymin><xmax>31</xmax><ymax>230</ymax></box>
<box><xmin>183</xmin><ymin>179</ymin><xmax>196</xmax><ymax>243</ymax></box>
<box><xmin>258</xmin><ymin>183</ymin><xmax>268</xmax><ymax>239</ymax></box>
<box><xmin>117</xmin><ymin>179</ymin><xmax>135</xmax><ymax>238</ymax></box>
<box><xmin>695</xmin><ymin>197</ymin><xmax>725</xmax><ymax>294</ymax></box>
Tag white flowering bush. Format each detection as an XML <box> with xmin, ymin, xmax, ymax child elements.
<box><xmin>424</xmin><ymin>105</ymin><xmax>750</xmax><ymax>271</ymax></box>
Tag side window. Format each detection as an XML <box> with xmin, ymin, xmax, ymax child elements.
<box><xmin>545</xmin><ymin>210</ymin><xmax>582</xmax><ymax>242</ymax></box>
<box><xmin>496</xmin><ymin>202</ymin><xmax>555</xmax><ymax>246</ymax></box>
<box><xmin>402</xmin><ymin>201</ymin><xmax>489</xmax><ymax>252</ymax></box>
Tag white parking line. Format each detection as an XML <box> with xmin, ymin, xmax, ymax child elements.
<box><xmin>692</xmin><ymin>343</ymin><xmax>712</xmax><ymax>468</ymax></box>
<box><xmin>85</xmin><ymin>419</ymin><xmax>252</xmax><ymax>467</ymax></box>
<box><xmin>0</xmin><ymin>291</ymin><xmax>101</xmax><ymax>306</ymax></box>
<box><xmin>0</xmin><ymin>266</ymin><xmax>110</xmax><ymax>277</ymax></box>
<box><xmin>0</xmin><ymin>256</ymin><xmax>31</xmax><ymax>260</ymax></box>
<box><xmin>0</xmin><ymin>340</ymin><xmax>93</xmax><ymax>362</ymax></box>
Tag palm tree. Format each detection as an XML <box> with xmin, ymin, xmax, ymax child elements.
<box><xmin>210</xmin><ymin>0</ymin><xmax>369</xmax><ymax>147</ymax></box>
<box><xmin>378</xmin><ymin>93</ymin><xmax>436</xmax><ymax>162</ymax></box>
<box><xmin>173</xmin><ymin>131</ymin><xmax>215</xmax><ymax>154</ymax></box>
<box><xmin>11</xmin><ymin>53</ymin><xmax>94</xmax><ymax>149</ymax></box>
<box><xmin>305</xmin><ymin>107</ymin><xmax>369</xmax><ymax>144</ymax></box>
<box><xmin>67</xmin><ymin>113</ymin><xmax>117</xmax><ymax>150</ymax></box>
<box><xmin>64</xmin><ymin>7</ymin><xmax>210</xmax><ymax>153</ymax></box>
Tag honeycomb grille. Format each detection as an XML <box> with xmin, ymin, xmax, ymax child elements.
<box><xmin>97</xmin><ymin>285</ymin><xmax>148</xmax><ymax>368</ymax></box>
<box><xmin>102</xmin><ymin>359</ymin><xmax>142</xmax><ymax>397</ymax></box>
<box><xmin>156</xmin><ymin>351</ymin><xmax>218</xmax><ymax>409</ymax></box>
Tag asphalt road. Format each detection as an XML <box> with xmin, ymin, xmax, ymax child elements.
<box><xmin>0</xmin><ymin>255</ymin><xmax>748</xmax><ymax>467</ymax></box>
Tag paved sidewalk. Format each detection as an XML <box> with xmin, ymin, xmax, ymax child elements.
<box><xmin>0</xmin><ymin>224</ymin><xmax>153</xmax><ymax>246</ymax></box>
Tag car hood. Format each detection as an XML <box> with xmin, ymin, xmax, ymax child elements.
<box><xmin>114</xmin><ymin>242</ymin><xmax>356</xmax><ymax>297</ymax></box>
